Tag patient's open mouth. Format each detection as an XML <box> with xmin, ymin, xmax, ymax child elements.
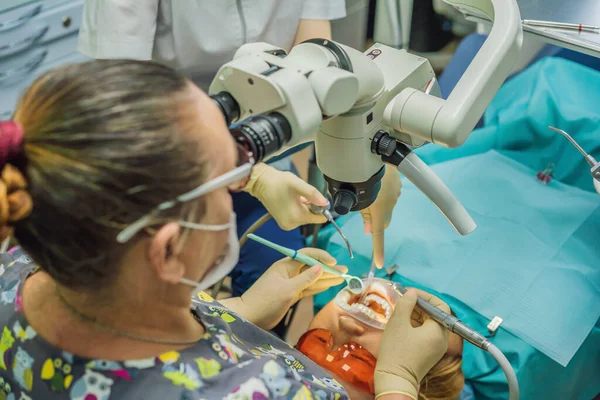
<box><xmin>337</xmin><ymin>282</ymin><xmax>393</xmax><ymax>323</ymax></box>
<box><xmin>360</xmin><ymin>293</ymin><xmax>392</xmax><ymax>320</ymax></box>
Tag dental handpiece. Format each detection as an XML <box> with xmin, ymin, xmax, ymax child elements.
<box><xmin>309</xmin><ymin>204</ymin><xmax>354</xmax><ymax>258</ymax></box>
<box><xmin>393</xmin><ymin>286</ymin><xmax>519</xmax><ymax>399</ymax></box>
<box><xmin>394</xmin><ymin>284</ymin><xmax>491</xmax><ymax>350</ymax></box>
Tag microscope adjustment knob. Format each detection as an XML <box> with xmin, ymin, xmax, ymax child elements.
<box><xmin>333</xmin><ymin>190</ymin><xmax>358</xmax><ymax>215</ymax></box>
<box><xmin>372</xmin><ymin>131</ymin><xmax>398</xmax><ymax>157</ymax></box>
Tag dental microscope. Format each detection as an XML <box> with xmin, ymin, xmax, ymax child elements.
<box><xmin>209</xmin><ymin>2</ymin><xmax>524</xmax><ymax>398</ymax></box>
<box><xmin>209</xmin><ymin>0</ymin><xmax>522</xmax><ymax>236</ymax></box>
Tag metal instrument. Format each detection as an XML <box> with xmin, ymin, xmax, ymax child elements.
<box><xmin>309</xmin><ymin>203</ymin><xmax>354</xmax><ymax>258</ymax></box>
<box><xmin>523</xmin><ymin>19</ymin><xmax>599</xmax><ymax>34</ymax></box>
<box><xmin>548</xmin><ymin>126</ymin><xmax>600</xmax><ymax>195</ymax></box>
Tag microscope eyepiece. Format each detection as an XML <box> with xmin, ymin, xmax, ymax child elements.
<box><xmin>230</xmin><ymin>113</ymin><xmax>292</xmax><ymax>163</ymax></box>
<box><xmin>210</xmin><ymin>92</ymin><xmax>240</xmax><ymax>126</ymax></box>
<box><xmin>211</xmin><ymin>92</ymin><xmax>292</xmax><ymax>163</ymax></box>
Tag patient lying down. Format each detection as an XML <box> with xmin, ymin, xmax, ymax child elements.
<box><xmin>296</xmin><ymin>279</ymin><xmax>465</xmax><ymax>400</ymax></box>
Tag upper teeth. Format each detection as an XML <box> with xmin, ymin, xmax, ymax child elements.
<box><xmin>362</xmin><ymin>294</ymin><xmax>392</xmax><ymax>320</ymax></box>
<box><xmin>337</xmin><ymin>289</ymin><xmax>393</xmax><ymax>323</ymax></box>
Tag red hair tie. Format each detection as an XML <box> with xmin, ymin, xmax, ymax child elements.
<box><xmin>0</xmin><ymin>121</ymin><xmax>25</xmax><ymax>166</ymax></box>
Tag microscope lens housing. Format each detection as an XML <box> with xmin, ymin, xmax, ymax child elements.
<box><xmin>324</xmin><ymin>167</ymin><xmax>385</xmax><ymax>215</ymax></box>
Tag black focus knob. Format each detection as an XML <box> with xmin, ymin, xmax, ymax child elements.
<box><xmin>333</xmin><ymin>190</ymin><xmax>358</xmax><ymax>215</ymax></box>
<box><xmin>378</xmin><ymin>135</ymin><xmax>397</xmax><ymax>156</ymax></box>
<box><xmin>372</xmin><ymin>131</ymin><xmax>397</xmax><ymax>157</ymax></box>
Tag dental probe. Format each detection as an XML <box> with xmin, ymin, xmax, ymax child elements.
<box><xmin>309</xmin><ymin>203</ymin><xmax>354</xmax><ymax>258</ymax></box>
<box><xmin>548</xmin><ymin>127</ymin><xmax>599</xmax><ymax>168</ymax></box>
<box><xmin>548</xmin><ymin>126</ymin><xmax>600</xmax><ymax>195</ymax></box>
<box><xmin>247</xmin><ymin>233</ymin><xmax>364</xmax><ymax>294</ymax></box>
<box><xmin>394</xmin><ymin>283</ymin><xmax>519</xmax><ymax>400</ymax></box>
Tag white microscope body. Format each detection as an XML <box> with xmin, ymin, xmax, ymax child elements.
<box><xmin>209</xmin><ymin>0</ymin><xmax>524</xmax><ymax>234</ymax></box>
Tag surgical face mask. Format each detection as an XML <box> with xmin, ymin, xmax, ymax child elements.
<box><xmin>115</xmin><ymin>143</ymin><xmax>253</xmax><ymax>291</ymax></box>
<box><xmin>179</xmin><ymin>211</ymin><xmax>239</xmax><ymax>292</ymax></box>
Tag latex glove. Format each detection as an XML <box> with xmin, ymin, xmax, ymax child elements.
<box><xmin>374</xmin><ymin>289</ymin><xmax>449</xmax><ymax>400</ymax></box>
<box><xmin>243</xmin><ymin>163</ymin><xmax>328</xmax><ymax>231</ymax></box>
<box><xmin>236</xmin><ymin>248</ymin><xmax>347</xmax><ymax>330</ymax></box>
<box><xmin>360</xmin><ymin>166</ymin><xmax>402</xmax><ymax>268</ymax></box>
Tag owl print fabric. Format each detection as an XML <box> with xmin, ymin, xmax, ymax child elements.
<box><xmin>0</xmin><ymin>248</ymin><xmax>349</xmax><ymax>400</ymax></box>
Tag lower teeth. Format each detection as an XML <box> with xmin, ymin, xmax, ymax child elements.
<box><xmin>350</xmin><ymin>303</ymin><xmax>376</xmax><ymax>319</ymax></box>
<box><xmin>361</xmin><ymin>295</ymin><xmax>391</xmax><ymax>319</ymax></box>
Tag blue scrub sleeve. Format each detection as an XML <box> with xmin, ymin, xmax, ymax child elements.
<box><xmin>230</xmin><ymin>191</ymin><xmax>305</xmax><ymax>297</ymax></box>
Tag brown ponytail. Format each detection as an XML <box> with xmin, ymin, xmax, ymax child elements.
<box><xmin>9</xmin><ymin>60</ymin><xmax>210</xmax><ymax>290</ymax></box>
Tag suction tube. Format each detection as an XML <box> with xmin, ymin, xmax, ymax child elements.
<box><xmin>380</xmin><ymin>142</ymin><xmax>476</xmax><ymax>235</ymax></box>
<box><xmin>488</xmin><ymin>344</ymin><xmax>520</xmax><ymax>400</ymax></box>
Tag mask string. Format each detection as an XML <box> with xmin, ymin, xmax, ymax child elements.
<box><xmin>180</xmin><ymin>277</ymin><xmax>202</xmax><ymax>287</ymax></box>
<box><xmin>179</xmin><ymin>221</ymin><xmax>232</xmax><ymax>231</ymax></box>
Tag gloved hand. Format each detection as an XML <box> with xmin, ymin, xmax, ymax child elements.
<box><xmin>243</xmin><ymin>163</ymin><xmax>328</xmax><ymax>231</ymax></box>
<box><xmin>360</xmin><ymin>166</ymin><xmax>402</xmax><ymax>268</ymax></box>
<box><xmin>374</xmin><ymin>289</ymin><xmax>449</xmax><ymax>400</ymax></box>
<box><xmin>236</xmin><ymin>248</ymin><xmax>347</xmax><ymax>330</ymax></box>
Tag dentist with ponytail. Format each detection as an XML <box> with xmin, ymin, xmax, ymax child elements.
<box><xmin>0</xmin><ymin>60</ymin><xmax>448</xmax><ymax>399</ymax></box>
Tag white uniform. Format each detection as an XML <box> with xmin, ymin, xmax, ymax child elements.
<box><xmin>78</xmin><ymin>0</ymin><xmax>347</xmax><ymax>90</ymax></box>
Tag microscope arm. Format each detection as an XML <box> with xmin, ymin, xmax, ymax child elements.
<box><xmin>385</xmin><ymin>0</ymin><xmax>523</xmax><ymax>148</ymax></box>
<box><xmin>209</xmin><ymin>0</ymin><xmax>523</xmax><ymax>231</ymax></box>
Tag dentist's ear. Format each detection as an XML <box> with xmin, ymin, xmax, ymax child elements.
<box><xmin>149</xmin><ymin>222</ymin><xmax>185</xmax><ymax>284</ymax></box>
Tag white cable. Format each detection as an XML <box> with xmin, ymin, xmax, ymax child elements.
<box><xmin>487</xmin><ymin>344</ymin><xmax>519</xmax><ymax>400</ymax></box>
<box><xmin>0</xmin><ymin>238</ymin><xmax>9</xmax><ymax>253</ymax></box>
<box><xmin>398</xmin><ymin>0</ymin><xmax>413</xmax><ymax>49</ymax></box>
<box><xmin>386</xmin><ymin>0</ymin><xmax>402</xmax><ymax>48</ymax></box>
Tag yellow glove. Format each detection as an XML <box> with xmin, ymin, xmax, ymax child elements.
<box><xmin>360</xmin><ymin>166</ymin><xmax>402</xmax><ymax>268</ymax></box>
<box><xmin>243</xmin><ymin>163</ymin><xmax>328</xmax><ymax>231</ymax></box>
<box><xmin>374</xmin><ymin>289</ymin><xmax>449</xmax><ymax>400</ymax></box>
<box><xmin>234</xmin><ymin>248</ymin><xmax>347</xmax><ymax>330</ymax></box>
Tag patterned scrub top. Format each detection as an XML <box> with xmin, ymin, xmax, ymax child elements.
<box><xmin>0</xmin><ymin>248</ymin><xmax>349</xmax><ymax>400</ymax></box>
